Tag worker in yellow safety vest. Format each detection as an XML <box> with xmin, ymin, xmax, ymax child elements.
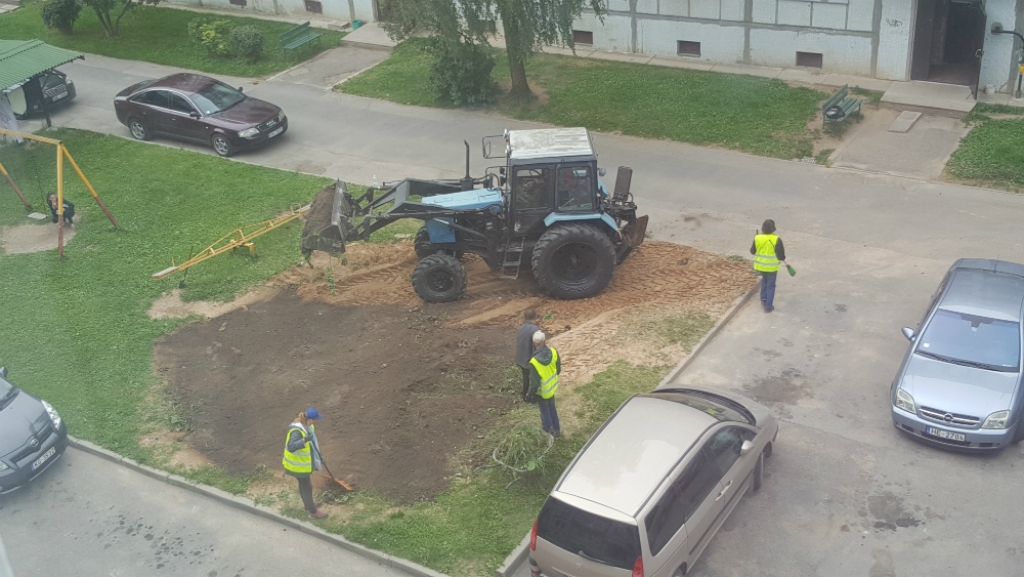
<box><xmin>750</xmin><ymin>219</ymin><xmax>787</xmax><ymax>313</ymax></box>
<box><xmin>527</xmin><ymin>331</ymin><xmax>562</xmax><ymax>437</ymax></box>
<box><xmin>283</xmin><ymin>407</ymin><xmax>328</xmax><ymax>519</ymax></box>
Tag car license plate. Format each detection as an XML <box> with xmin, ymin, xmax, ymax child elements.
<box><xmin>268</xmin><ymin>127</ymin><xmax>284</xmax><ymax>138</ymax></box>
<box><xmin>31</xmin><ymin>447</ymin><xmax>56</xmax><ymax>471</ymax></box>
<box><xmin>51</xmin><ymin>90</ymin><xmax>68</xmax><ymax>101</ymax></box>
<box><xmin>926</xmin><ymin>426</ymin><xmax>966</xmax><ymax>442</ymax></box>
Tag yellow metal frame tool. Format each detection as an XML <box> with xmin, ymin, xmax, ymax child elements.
<box><xmin>152</xmin><ymin>204</ymin><xmax>310</xmax><ymax>280</ymax></box>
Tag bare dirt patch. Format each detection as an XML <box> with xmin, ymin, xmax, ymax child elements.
<box><xmin>1</xmin><ymin>221</ymin><xmax>76</xmax><ymax>254</ymax></box>
<box><xmin>153</xmin><ymin>240</ymin><xmax>754</xmax><ymax>504</ymax></box>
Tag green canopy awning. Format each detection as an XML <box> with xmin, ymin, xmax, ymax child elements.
<box><xmin>0</xmin><ymin>39</ymin><xmax>83</xmax><ymax>92</ymax></box>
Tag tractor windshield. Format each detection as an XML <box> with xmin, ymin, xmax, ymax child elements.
<box><xmin>556</xmin><ymin>166</ymin><xmax>595</xmax><ymax>211</ymax></box>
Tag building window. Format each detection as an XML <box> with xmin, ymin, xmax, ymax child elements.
<box><xmin>677</xmin><ymin>41</ymin><xmax>701</xmax><ymax>57</ymax></box>
<box><xmin>305</xmin><ymin>0</ymin><xmax>323</xmax><ymax>13</ymax></box>
<box><xmin>796</xmin><ymin>51</ymin><xmax>823</xmax><ymax>68</ymax></box>
<box><xmin>573</xmin><ymin>30</ymin><xmax>594</xmax><ymax>45</ymax></box>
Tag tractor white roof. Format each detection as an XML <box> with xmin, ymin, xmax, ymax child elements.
<box><xmin>508</xmin><ymin>127</ymin><xmax>595</xmax><ymax>160</ymax></box>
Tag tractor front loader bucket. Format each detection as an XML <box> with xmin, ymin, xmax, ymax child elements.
<box><xmin>302</xmin><ymin>181</ymin><xmax>357</xmax><ymax>256</ymax></box>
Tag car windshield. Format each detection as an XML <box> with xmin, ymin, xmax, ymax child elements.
<box><xmin>536</xmin><ymin>497</ymin><xmax>641</xmax><ymax>570</ymax></box>
<box><xmin>190</xmin><ymin>82</ymin><xmax>246</xmax><ymax>115</ymax></box>
<box><xmin>917</xmin><ymin>309</ymin><xmax>1021</xmax><ymax>372</ymax></box>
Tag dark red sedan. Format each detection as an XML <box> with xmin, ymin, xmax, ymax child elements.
<box><xmin>113</xmin><ymin>73</ymin><xmax>287</xmax><ymax>157</ymax></box>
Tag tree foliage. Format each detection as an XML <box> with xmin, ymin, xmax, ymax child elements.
<box><xmin>428</xmin><ymin>38</ymin><xmax>497</xmax><ymax>105</ymax></box>
<box><xmin>80</xmin><ymin>0</ymin><xmax>163</xmax><ymax>37</ymax></box>
<box><xmin>41</xmin><ymin>0</ymin><xmax>82</xmax><ymax>35</ymax></box>
<box><xmin>383</xmin><ymin>0</ymin><xmax>606</xmax><ymax>99</ymax></box>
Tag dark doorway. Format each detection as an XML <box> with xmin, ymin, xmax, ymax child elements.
<box><xmin>911</xmin><ymin>0</ymin><xmax>986</xmax><ymax>91</ymax></box>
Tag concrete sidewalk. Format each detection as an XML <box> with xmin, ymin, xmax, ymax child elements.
<box><xmin>0</xmin><ymin>447</ymin><xmax>408</xmax><ymax>577</ymax></box>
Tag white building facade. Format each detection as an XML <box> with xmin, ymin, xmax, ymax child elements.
<box><xmin>570</xmin><ymin>0</ymin><xmax>1023</xmax><ymax>93</ymax></box>
<box><xmin>171</xmin><ymin>0</ymin><xmax>1024</xmax><ymax>93</ymax></box>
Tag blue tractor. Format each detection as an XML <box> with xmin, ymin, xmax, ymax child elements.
<box><xmin>301</xmin><ymin>127</ymin><xmax>647</xmax><ymax>302</ymax></box>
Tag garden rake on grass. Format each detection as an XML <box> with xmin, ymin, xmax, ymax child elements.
<box><xmin>311</xmin><ymin>444</ymin><xmax>354</xmax><ymax>491</ymax></box>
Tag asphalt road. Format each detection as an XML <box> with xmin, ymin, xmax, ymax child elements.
<box><xmin>13</xmin><ymin>49</ymin><xmax>1024</xmax><ymax>577</ymax></box>
<box><xmin>0</xmin><ymin>447</ymin><xmax>403</xmax><ymax>577</ymax></box>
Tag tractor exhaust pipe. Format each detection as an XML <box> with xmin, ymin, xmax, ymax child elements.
<box><xmin>461</xmin><ymin>140</ymin><xmax>474</xmax><ymax>191</ymax></box>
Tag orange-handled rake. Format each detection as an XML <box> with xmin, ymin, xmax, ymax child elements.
<box><xmin>312</xmin><ymin>444</ymin><xmax>354</xmax><ymax>491</ymax></box>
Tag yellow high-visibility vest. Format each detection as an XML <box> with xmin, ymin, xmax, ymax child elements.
<box><xmin>530</xmin><ymin>348</ymin><xmax>560</xmax><ymax>399</ymax></box>
<box><xmin>282</xmin><ymin>423</ymin><xmax>314</xmax><ymax>474</ymax></box>
<box><xmin>753</xmin><ymin>234</ymin><xmax>781</xmax><ymax>273</ymax></box>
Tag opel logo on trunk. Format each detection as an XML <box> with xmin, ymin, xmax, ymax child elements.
<box><xmin>943</xmin><ymin>413</ymin><xmax>954</xmax><ymax>423</ymax></box>
<box><xmin>29</xmin><ymin>437</ymin><xmax>39</xmax><ymax>448</ymax></box>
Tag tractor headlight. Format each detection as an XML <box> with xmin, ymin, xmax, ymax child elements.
<box><xmin>981</xmin><ymin>410</ymin><xmax>1010</xmax><ymax>429</ymax></box>
<box><xmin>238</xmin><ymin>127</ymin><xmax>259</xmax><ymax>138</ymax></box>
<box><xmin>894</xmin><ymin>388</ymin><xmax>916</xmax><ymax>414</ymax></box>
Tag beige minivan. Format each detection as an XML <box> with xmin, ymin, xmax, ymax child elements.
<box><xmin>528</xmin><ymin>387</ymin><xmax>778</xmax><ymax>577</ymax></box>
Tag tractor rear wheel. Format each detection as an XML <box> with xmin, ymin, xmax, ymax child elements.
<box><xmin>531</xmin><ymin>223</ymin><xmax>616</xmax><ymax>299</ymax></box>
<box><xmin>412</xmin><ymin>253</ymin><xmax>467</xmax><ymax>303</ymax></box>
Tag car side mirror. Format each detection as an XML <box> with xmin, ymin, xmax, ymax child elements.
<box><xmin>740</xmin><ymin>440</ymin><xmax>754</xmax><ymax>456</ymax></box>
<box><xmin>189</xmin><ymin>112</ymin><xmax>200</xmax><ymax>118</ymax></box>
<box><xmin>0</xmin><ymin>367</ymin><xmax>7</xmax><ymax>378</ymax></box>
<box><xmin>902</xmin><ymin>327</ymin><xmax>916</xmax><ymax>341</ymax></box>
<box><xmin>237</xmin><ymin>86</ymin><xmax>244</xmax><ymax>93</ymax></box>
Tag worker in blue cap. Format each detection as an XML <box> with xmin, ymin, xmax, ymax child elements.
<box><xmin>282</xmin><ymin>408</ymin><xmax>327</xmax><ymax>519</ymax></box>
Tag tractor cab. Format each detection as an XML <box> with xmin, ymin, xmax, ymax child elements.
<box><xmin>485</xmin><ymin>127</ymin><xmax>608</xmax><ymax>238</ymax></box>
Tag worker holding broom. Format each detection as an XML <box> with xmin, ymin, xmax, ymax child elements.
<box><xmin>750</xmin><ymin>219</ymin><xmax>793</xmax><ymax>313</ymax></box>
<box><xmin>282</xmin><ymin>408</ymin><xmax>328</xmax><ymax>519</ymax></box>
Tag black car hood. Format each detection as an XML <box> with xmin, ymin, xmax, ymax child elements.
<box><xmin>209</xmin><ymin>97</ymin><xmax>280</xmax><ymax>126</ymax></box>
<box><xmin>0</xmin><ymin>389</ymin><xmax>50</xmax><ymax>458</ymax></box>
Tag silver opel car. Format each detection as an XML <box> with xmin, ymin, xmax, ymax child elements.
<box><xmin>891</xmin><ymin>259</ymin><xmax>1024</xmax><ymax>451</ymax></box>
<box><xmin>528</xmin><ymin>387</ymin><xmax>778</xmax><ymax>577</ymax></box>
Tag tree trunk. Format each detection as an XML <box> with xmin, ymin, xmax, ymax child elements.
<box><xmin>507</xmin><ymin>52</ymin><xmax>531</xmax><ymax>100</ymax></box>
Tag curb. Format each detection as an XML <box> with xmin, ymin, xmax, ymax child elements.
<box><xmin>495</xmin><ymin>531</ymin><xmax>531</xmax><ymax>577</ymax></box>
<box><xmin>658</xmin><ymin>282</ymin><xmax>759</xmax><ymax>388</ymax></box>
<box><xmin>495</xmin><ymin>282</ymin><xmax>758</xmax><ymax>577</ymax></box>
<box><xmin>66</xmin><ymin>437</ymin><xmax>448</xmax><ymax>577</ymax></box>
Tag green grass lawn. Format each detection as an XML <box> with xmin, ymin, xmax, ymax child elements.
<box><xmin>0</xmin><ymin>0</ymin><xmax>345</xmax><ymax>77</ymax></box>
<box><xmin>339</xmin><ymin>39</ymin><xmax>825</xmax><ymax>159</ymax></box>
<box><xmin>0</xmin><ymin>130</ymin><xmax>332</xmax><ymax>458</ymax></box>
<box><xmin>946</xmin><ymin>104</ymin><xmax>1024</xmax><ymax>190</ymax></box>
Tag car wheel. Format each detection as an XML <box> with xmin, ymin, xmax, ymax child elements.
<box><xmin>671</xmin><ymin>564</ymin><xmax>687</xmax><ymax>577</ymax></box>
<box><xmin>764</xmin><ymin>440</ymin><xmax>773</xmax><ymax>458</ymax></box>
<box><xmin>753</xmin><ymin>451</ymin><xmax>764</xmax><ymax>491</ymax></box>
<box><xmin>128</xmin><ymin>117</ymin><xmax>150</xmax><ymax>141</ymax></box>
<box><xmin>211</xmin><ymin>133</ymin><xmax>234</xmax><ymax>157</ymax></box>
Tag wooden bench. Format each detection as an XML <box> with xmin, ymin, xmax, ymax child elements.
<box><xmin>822</xmin><ymin>85</ymin><xmax>862</xmax><ymax>130</ymax></box>
<box><xmin>279</xmin><ymin>22</ymin><xmax>322</xmax><ymax>53</ymax></box>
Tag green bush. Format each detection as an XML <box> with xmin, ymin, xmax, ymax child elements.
<box><xmin>188</xmin><ymin>17</ymin><xmax>233</xmax><ymax>57</ymax></box>
<box><xmin>427</xmin><ymin>39</ymin><xmax>497</xmax><ymax>106</ymax></box>
<box><xmin>40</xmin><ymin>0</ymin><xmax>81</xmax><ymax>35</ymax></box>
<box><xmin>229</xmin><ymin>25</ymin><xmax>265</xmax><ymax>62</ymax></box>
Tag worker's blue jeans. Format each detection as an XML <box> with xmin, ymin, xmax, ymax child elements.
<box><xmin>760</xmin><ymin>271</ymin><xmax>777</xmax><ymax>310</ymax></box>
<box><xmin>538</xmin><ymin>397</ymin><xmax>560</xmax><ymax>435</ymax></box>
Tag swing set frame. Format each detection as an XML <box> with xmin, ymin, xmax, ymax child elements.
<box><xmin>0</xmin><ymin>128</ymin><xmax>118</xmax><ymax>258</ymax></box>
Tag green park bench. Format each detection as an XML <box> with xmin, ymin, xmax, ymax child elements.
<box><xmin>279</xmin><ymin>22</ymin><xmax>322</xmax><ymax>53</ymax></box>
<box><xmin>822</xmin><ymin>85</ymin><xmax>862</xmax><ymax>131</ymax></box>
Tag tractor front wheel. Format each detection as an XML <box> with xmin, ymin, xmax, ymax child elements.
<box><xmin>412</xmin><ymin>253</ymin><xmax>467</xmax><ymax>303</ymax></box>
<box><xmin>531</xmin><ymin>223</ymin><xmax>616</xmax><ymax>299</ymax></box>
